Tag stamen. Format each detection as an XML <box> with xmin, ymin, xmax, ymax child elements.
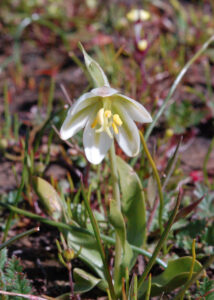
<box><xmin>91</xmin><ymin>118</ymin><xmax>98</xmax><ymax>129</ymax></box>
<box><xmin>106</xmin><ymin>127</ymin><xmax>113</xmax><ymax>138</ymax></box>
<box><xmin>112</xmin><ymin>122</ymin><xmax>119</xmax><ymax>134</ymax></box>
<box><xmin>91</xmin><ymin>108</ymin><xmax>122</xmax><ymax>137</ymax></box>
<box><xmin>97</xmin><ymin>108</ymin><xmax>104</xmax><ymax>125</ymax></box>
<box><xmin>104</xmin><ymin>110</ymin><xmax>112</xmax><ymax>118</ymax></box>
<box><xmin>113</xmin><ymin>114</ymin><xmax>123</xmax><ymax>126</ymax></box>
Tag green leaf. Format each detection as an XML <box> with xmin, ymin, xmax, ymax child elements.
<box><xmin>56</xmin><ymin>293</ymin><xmax>70</xmax><ymax>300</ymax></box>
<box><xmin>66</xmin><ymin>229</ymin><xmax>105</xmax><ymax>279</ymax></box>
<box><xmin>114</xmin><ymin>156</ymin><xmax>146</xmax><ymax>296</ymax></box>
<box><xmin>113</xmin><ymin>240</ymin><xmax>134</xmax><ymax>296</ymax></box>
<box><xmin>34</xmin><ymin>177</ymin><xmax>105</xmax><ymax>280</ymax></box>
<box><xmin>109</xmin><ymin>199</ymin><xmax>126</xmax><ymax>250</ymax></box>
<box><xmin>138</xmin><ymin>257</ymin><xmax>202</xmax><ymax>298</ymax></box>
<box><xmin>74</xmin><ymin>268</ymin><xmax>108</xmax><ymax>294</ymax></box>
<box><xmin>33</xmin><ymin>177</ymin><xmax>63</xmax><ymax>221</ymax></box>
<box><xmin>128</xmin><ymin>274</ymin><xmax>135</xmax><ymax>300</ymax></box>
<box><xmin>147</xmin><ymin>175</ymin><xmax>157</xmax><ymax>207</ymax></box>
<box><xmin>196</xmin><ymin>277</ymin><xmax>214</xmax><ymax>299</ymax></box>
<box><xmin>108</xmin><ymin>196</ymin><xmax>134</xmax><ymax>296</ymax></box>
<box><xmin>203</xmin><ymin>225</ymin><xmax>214</xmax><ymax>246</ymax></box>
<box><xmin>79</xmin><ymin>42</ymin><xmax>110</xmax><ymax>87</ymax></box>
<box><xmin>116</xmin><ymin>156</ymin><xmax>146</xmax><ymax>253</ymax></box>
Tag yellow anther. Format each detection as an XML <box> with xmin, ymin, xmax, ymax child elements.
<box><xmin>113</xmin><ymin>114</ymin><xmax>123</xmax><ymax>126</ymax></box>
<box><xmin>104</xmin><ymin>110</ymin><xmax>112</xmax><ymax>118</ymax></box>
<box><xmin>91</xmin><ymin>109</ymin><xmax>122</xmax><ymax>137</ymax></box>
<box><xmin>137</xmin><ymin>39</ymin><xmax>148</xmax><ymax>51</ymax></box>
<box><xmin>112</xmin><ymin>122</ymin><xmax>119</xmax><ymax>134</ymax></box>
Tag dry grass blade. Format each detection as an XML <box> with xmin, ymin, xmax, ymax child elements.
<box><xmin>0</xmin><ymin>290</ymin><xmax>48</xmax><ymax>300</ymax></box>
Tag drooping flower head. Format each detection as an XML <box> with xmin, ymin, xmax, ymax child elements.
<box><xmin>60</xmin><ymin>44</ymin><xmax>152</xmax><ymax>164</ymax></box>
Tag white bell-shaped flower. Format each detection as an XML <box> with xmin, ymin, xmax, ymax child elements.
<box><xmin>60</xmin><ymin>45</ymin><xmax>152</xmax><ymax>164</ymax></box>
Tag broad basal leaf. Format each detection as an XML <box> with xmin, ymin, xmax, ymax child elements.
<box><xmin>109</xmin><ymin>199</ymin><xmax>126</xmax><ymax>250</ymax></box>
<box><xmin>109</xmin><ymin>199</ymin><xmax>134</xmax><ymax>296</ymax></box>
<box><xmin>138</xmin><ymin>256</ymin><xmax>202</xmax><ymax>298</ymax></box>
<box><xmin>116</xmin><ymin>156</ymin><xmax>146</xmax><ymax>256</ymax></box>
<box><xmin>66</xmin><ymin>229</ymin><xmax>105</xmax><ymax>280</ymax></box>
<box><xmin>74</xmin><ymin>268</ymin><xmax>108</xmax><ymax>294</ymax></box>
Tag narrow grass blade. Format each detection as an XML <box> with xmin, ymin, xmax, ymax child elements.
<box><xmin>125</xmin><ymin>267</ymin><xmax>129</xmax><ymax>297</ymax></box>
<box><xmin>145</xmin><ymin>274</ymin><xmax>152</xmax><ymax>300</ymax></box>
<box><xmin>47</xmin><ymin>76</ymin><xmax>55</xmax><ymax>117</ymax></box>
<box><xmin>133</xmin><ymin>274</ymin><xmax>138</xmax><ymax>300</ymax></box>
<box><xmin>179</xmin><ymin>239</ymin><xmax>196</xmax><ymax>300</ymax></box>
<box><xmin>145</xmin><ymin>35</ymin><xmax>214</xmax><ymax>141</ymax></box>
<box><xmin>3</xmin><ymin>82</ymin><xmax>11</xmax><ymax>138</ymax></box>
<box><xmin>139</xmin><ymin>131</ymin><xmax>164</xmax><ymax>236</ymax></box>
<box><xmin>138</xmin><ymin>190</ymin><xmax>182</xmax><ymax>288</ymax></box>
<box><xmin>162</xmin><ymin>137</ymin><xmax>182</xmax><ymax>190</ymax></box>
<box><xmin>0</xmin><ymin>227</ymin><xmax>39</xmax><ymax>251</ymax></box>
<box><xmin>2</xmin><ymin>130</ymin><xmax>29</xmax><ymax>242</ymax></box>
<box><xmin>173</xmin><ymin>255</ymin><xmax>214</xmax><ymax>300</ymax></box>
<box><xmin>82</xmin><ymin>185</ymin><xmax>116</xmax><ymax>300</ymax></box>
<box><xmin>0</xmin><ymin>203</ymin><xmax>167</xmax><ymax>269</ymax></box>
<box><xmin>0</xmin><ymin>290</ymin><xmax>47</xmax><ymax>300</ymax></box>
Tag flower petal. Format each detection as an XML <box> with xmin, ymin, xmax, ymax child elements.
<box><xmin>114</xmin><ymin>94</ymin><xmax>152</xmax><ymax>123</ymax></box>
<box><xmin>70</xmin><ymin>92</ymin><xmax>99</xmax><ymax>116</ymax></box>
<box><xmin>83</xmin><ymin>118</ymin><xmax>112</xmax><ymax>164</ymax></box>
<box><xmin>91</xmin><ymin>86</ymin><xmax>119</xmax><ymax>98</ymax></box>
<box><xmin>80</xmin><ymin>43</ymin><xmax>110</xmax><ymax>87</ymax></box>
<box><xmin>60</xmin><ymin>104</ymin><xmax>99</xmax><ymax>140</ymax></box>
<box><xmin>113</xmin><ymin>105</ymin><xmax>140</xmax><ymax>157</ymax></box>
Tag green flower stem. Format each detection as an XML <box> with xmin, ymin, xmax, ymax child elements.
<box><xmin>107</xmin><ymin>288</ymin><xmax>112</xmax><ymax>300</ymax></box>
<box><xmin>0</xmin><ymin>227</ymin><xmax>39</xmax><ymax>251</ymax></box>
<box><xmin>0</xmin><ymin>203</ymin><xmax>167</xmax><ymax>269</ymax></box>
<box><xmin>82</xmin><ymin>185</ymin><xmax>116</xmax><ymax>300</ymax></box>
<box><xmin>138</xmin><ymin>191</ymin><xmax>181</xmax><ymax>288</ymax></box>
<box><xmin>109</xmin><ymin>143</ymin><xmax>121</xmax><ymax>210</ymax></box>
<box><xmin>139</xmin><ymin>131</ymin><xmax>164</xmax><ymax>236</ymax></box>
<box><xmin>145</xmin><ymin>274</ymin><xmax>152</xmax><ymax>300</ymax></box>
<box><xmin>173</xmin><ymin>255</ymin><xmax>214</xmax><ymax>300</ymax></box>
<box><xmin>180</xmin><ymin>239</ymin><xmax>196</xmax><ymax>300</ymax></box>
<box><xmin>109</xmin><ymin>142</ymin><xmax>122</xmax><ymax>293</ymax></box>
<box><xmin>188</xmin><ymin>239</ymin><xmax>196</xmax><ymax>281</ymax></box>
<box><xmin>133</xmin><ymin>275</ymin><xmax>138</xmax><ymax>300</ymax></box>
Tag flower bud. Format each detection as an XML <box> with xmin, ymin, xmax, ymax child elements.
<box><xmin>63</xmin><ymin>249</ymin><xmax>75</xmax><ymax>262</ymax></box>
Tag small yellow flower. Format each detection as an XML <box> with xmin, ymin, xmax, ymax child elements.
<box><xmin>137</xmin><ymin>39</ymin><xmax>148</xmax><ymax>51</ymax></box>
<box><xmin>126</xmin><ymin>8</ymin><xmax>150</xmax><ymax>22</ymax></box>
<box><xmin>166</xmin><ymin>128</ymin><xmax>174</xmax><ymax>138</ymax></box>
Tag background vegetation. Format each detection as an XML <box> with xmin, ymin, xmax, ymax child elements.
<box><xmin>0</xmin><ymin>0</ymin><xmax>214</xmax><ymax>299</ymax></box>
